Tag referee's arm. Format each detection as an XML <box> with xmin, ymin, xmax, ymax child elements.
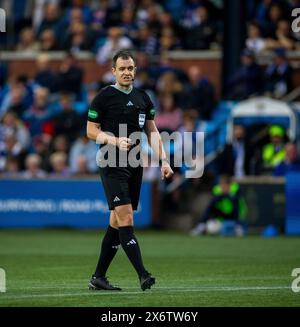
<box><xmin>145</xmin><ymin>120</ymin><xmax>174</xmax><ymax>179</ymax></box>
<box><xmin>87</xmin><ymin>121</ymin><xmax>131</xmax><ymax>150</ymax></box>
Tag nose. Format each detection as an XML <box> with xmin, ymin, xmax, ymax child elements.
<box><xmin>123</xmin><ymin>68</ymin><xmax>133</xmax><ymax>74</ymax></box>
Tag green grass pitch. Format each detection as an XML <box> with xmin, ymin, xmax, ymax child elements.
<box><xmin>0</xmin><ymin>229</ymin><xmax>299</xmax><ymax>307</ymax></box>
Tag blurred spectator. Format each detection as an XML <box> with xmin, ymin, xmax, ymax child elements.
<box><xmin>255</xmin><ymin>0</ymin><xmax>273</xmax><ymax>28</ymax></box>
<box><xmin>135</xmin><ymin>52</ymin><xmax>157</xmax><ymax>84</ymax></box>
<box><xmin>135</xmin><ymin>0</ymin><xmax>164</xmax><ymax>28</ymax></box>
<box><xmin>89</xmin><ymin>0</ymin><xmax>109</xmax><ymax>31</ymax></box>
<box><xmin>98</xmin><ymin>69</ymin><xmax>115</xmax><ymax>88</ymax></box>
<box><xmin>32</xmin><ymin>0</ymin><xmax>53</xmax><ymax>33</ymax></box>
<box><xmin>57</xmin><ymin>52</ymin><xmax>83</xmax><ymax>97</ymax></box>
<box><xmin>39</xmin><ymin>29</ymin><xmax>60</xmax><ymax>51</ymax></box>
<box><xmin>0</xmin><ymin>134</ymin><xmax>27</xmax><ymax>172</ymax></box>
<box><xmin>32</xmin><ymin>135</ymin><xmax>52</xmax><ymax>172</ymax></box>
<box><xmin>227</xmin><ymin>49</ymin><xmax>262</xmax><ymax>100</ymax></box>
<box><xmin>218</xmin><ymin>125</ymin><xmax>252</xmax><ymax>177</ymax></box>
<box><xmin>36</xmin><ymin>3</ymin><xmax>64</xmax><ymax>38</ymax></box>
<box><xmin>51</xmin><ymin>135</ymin><xmax>70</xmax><ymax>155</ymax></box>
<box><xmin>273</xmin><ymin>142</ymin><xmax>300</xmax><ymax>176</ymax></box>
<box><xmin>66</xmin><ymin>7</ymin><xmax>84</xmax><ymax>26</ymax></box>
<box><xmin>22</xmin><ymin>154</ymin><xmax>46</xmax><ymax>179</ymax></box>
<box><xmin>0</xmin><ymin>112</ymin><xmax>30</xmax><ymax>171</ymax></box>
<box><xmin>65</xmin><ymin>0</ymin><xmax>93</xmax><ymax>25</ymax></box>
<box><xmin>162</xmin><ymin>1</ymin><xmax>184</xmax><ymax>24</ymax></box>
<box><xmin>156</xmin><ymin>71</ymin><xmax>183</xmax><ymax>99</ymax></box>
<box><xmin>156</xmin><ymin>53</ymin><xmax>186</xmax><ymax>81</ymax></box>
<box><xmin>64</xmin><ymin>22</ymin><xmax>94</xmax><ymax>52</ymax></box>
<box><xmin>176</xmin><ymin>109</ymin><xmax>203</xmax><ymax>173</ymax></box>
<box><xmin>72</xmin><ymin>155</ymin><xmax>90</xmax><ymax>175</ymax></box>
<box><xmin>0</xmin><ymin>80</ymin><xmax>32</xmax><ymax>119</ymax></box>
<box><xmin>261</xmin><ymin>125</ymin><xmax>286</xmax><ymax>173</ymax></box>
<box><xmin>69</xmin><ymin>133</ymin><xmax>97</xmax><ymax>173</ymax></box>
<box><xmin>96</xmin><ymin>27</ymin><xmax>133</xmax><ymax>64</ymax></box>
<box><xmin>155</xmin><ymin>93</ymin><xmax>182</xmax><ymax>132</ymax></box>
<box><xmin>3</xmin><ymin>156</ymin><xmax>21</xmax><ymax>178</ymax></box>
<box><xmin>49</xmin><ymin>151</ymin><xmax>70</xmax><ymax>176</ymax></box>
<box><xmin>134</xmin><ymin>25</ymin><xmax>158</xmax><ymax>55</ymax></box>
<box><xmin>263</xmin><ymin>3</ymin><xmax>284</xmax><ymax>38</ymax></box>
<box><xmin>264</xmin><ymin>47</ymin><xmax>293</xmax><ymax>98</ymax></box>
<box><xmin>246</xmin><ymin>22</ymin><xmax>266</xmax><ymax>54</ymax></box>
<box><xmin>182</xmin><ymin>65</ymin><xmax>215</xmax><ymax>120</ymax></box>
<box><xmin>159</xmin><ymin>27</ymin><xmax>181</xmax><ymax>51</ymax></box>
<box><xmin>274</xmin><ymin>20</ymin><xmax>297</xmax><ymax>50</ymax></box>
<box><xmin>34</xmin><ymin>53</ymin><xmax>58</xmax><ymax>93</ymax></box>
<box><xmin>190</xmin><ymin>175</ymin><xmax>247</xmax><ymax>236</ymax></box>
<box><xmin>23</xmin><ymin>87</ymin><xmax>54</xmax><ymax>137</ymax></box>
<box><xmin>185</xmin><ymin>6</ymin><xmax>217</xmax><ymax>50</ymax></box>
<box><xmin>54</xmin><ymin>92</ymin><xmax>81</xmax><ymax>142</ymax></box>
<box><xmin>131</xmin><ymin>53</ymin><xmax>156</xmax><ymax>91</ymax></box>
<box><xmin>0</xmin><ymin>111</ymin><xmax>30</xmax><ymax>150</ymax></box>
<box><xmin>16</xmin><ymin>27</ymin><xmax>40</xmax><ymax>53</ymax></box>
<box><xmin>146</xmin><ymin>6</ymin><xmax>162</xmax><ymax>37</ymax></box>
<box><xmin>119</xmin><ymin>7</ymin><xmax>138</xmax><ymax>41</ymax></box>
<box><xmin>180</xmin><ymin>0</ymin><xmax>204</xmax><ymax>29</ymax></box>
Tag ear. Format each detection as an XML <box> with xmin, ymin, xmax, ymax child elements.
<box><xmin>111</xmin><ymin>67</ymin><xmax>116</xmax><ymax>76</ymax></box>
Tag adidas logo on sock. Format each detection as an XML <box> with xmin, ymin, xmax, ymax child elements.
<box><xmin>126</xmin><ymin>239</ymin><xmax>137</xmax><ymax>245</ymax></box>
<box><xmin>113</xmin><ymin>196</ymin><xmax>120</xmax><ymax>202</ymax></box>
<box><xmin>126</xmin><ymin>101</ymin><xmax>134</xmax><ymax>106</ymax></box>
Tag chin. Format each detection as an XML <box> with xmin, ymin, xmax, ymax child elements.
<box><xmin>121</xmin><ymin>81</ymin><xmax>132</xmax><ymax>86</ymax></box>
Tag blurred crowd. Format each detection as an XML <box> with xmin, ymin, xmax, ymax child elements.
<box><xmin>246</xmin><ymin>0</ymin><xmax>300</xmax><ymax>54</ymax></box>
<box><xmin>0</xmin><ymin>0</ymin><xmax>223</xmax><ymax>53</ymax></box>
<box><xmin>0</xmin><ymin>50</ymin><xmax>217</xmax><ymax>178</ymax></box>
<box><xmin>2</xmin><ymin>0</ymin><xmax>300</xmax><ymax>55</ymax></box>
<box><xmin>1</xmin><ymin>0</ymin><xmax>300</xmax><ymax>181</ymax></box>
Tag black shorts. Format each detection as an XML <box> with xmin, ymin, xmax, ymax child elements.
<box><xmin>99</xmin><ymin>166</ymin><xmax>143</xmax><ymax>210</ymax></box>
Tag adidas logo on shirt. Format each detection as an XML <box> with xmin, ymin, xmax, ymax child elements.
<box><xmin>113</xmin><ymin>196</ymin><xmax>120</xmax><ymax>202</ymax></box>
<box><xmin>126</xmin><ymin>101</ymin><xmax>134</xmax><ymax>106</ymax></box>
<box><xmin>126</xmin><ymin>239</ymin><xmax>137</xmax><ymax>246</ymax></box>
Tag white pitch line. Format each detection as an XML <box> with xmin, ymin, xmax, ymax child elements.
<box><xmin>2</xmin><ymin>284</ymin><xmax>290</xmax><ymax>291</ymax></box>
<box><xmin>0</xmin><ymin>286</ymin><xmax>290</xmax><ymax>301</ymax></box>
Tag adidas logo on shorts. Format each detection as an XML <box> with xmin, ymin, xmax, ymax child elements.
<box><xmin>113</xmin><ymin>196</ymin><xmax>120</xmax><ymax>202</ymax></box>
<box><xmin>126</xmin><ymin>101</ymin><xmax>134</xmax><ymax>106</ymax></box>
<box><xmin>126</xmin><ymin>239</ymin><xmax>137</xmax><ymax>246</ymax></box>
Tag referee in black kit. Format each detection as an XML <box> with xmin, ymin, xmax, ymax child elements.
<box><xmin>86</xmin><ymin>50</ymin><xmax>173</xmax><ymax>291</ymax></box>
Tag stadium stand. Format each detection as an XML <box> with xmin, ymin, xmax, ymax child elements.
<box><xmin>1</xmin><ymin>0</ymin><xmax>300</xmax><ymax>232</ymax></box>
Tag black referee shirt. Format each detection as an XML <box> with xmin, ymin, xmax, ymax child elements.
<box><xmin>87</xmin><ymin>85</ymin><xmax>156</xmax><ymax>167</ymax></box>
<box><xmin>87</xmin><ymin>85</ymin><xmax>155</xmax><ymax>136</ymax></box>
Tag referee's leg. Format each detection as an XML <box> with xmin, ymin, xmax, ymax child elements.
<box><xmin>89</xmin><ymin>210</ymin><xmax>122</xmax><ymax>290</ymax></box>
<box><xmin>114</xmin><ymin>204</ymin><xmax>155</xmax><ymax>290</ymax></box>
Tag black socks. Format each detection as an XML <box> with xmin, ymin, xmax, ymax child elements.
<box><xmin>119</xmin><ymin>226</ymin><xmax>147</xmax><ymax>277</ymax></box>
<box><xmin>94</xmin><ymin>225</ymin><xmax>120</xmax><ymax>278</ymax></box>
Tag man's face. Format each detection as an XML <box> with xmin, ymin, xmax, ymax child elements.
<box><xmin>220</xmin><ymin>181</ymin><xmax>230</xmax><ymax>194</ymax></box>
<box><xmin>112</xmin><ymin>57</ymin><xmax>136</xmax><ymax>87</ymax></box>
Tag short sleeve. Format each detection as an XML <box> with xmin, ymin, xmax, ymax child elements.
<box><xmin>144</xmin><ymin>92</ymin><xmax>156</xmax><ymax>120</ymax></box>
<box><xmin>87</xmin><ymin>93</ymin><xmax>104</xmax><ymax>123</ymax></box>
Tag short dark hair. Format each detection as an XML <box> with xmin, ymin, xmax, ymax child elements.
<box><xmin>219</xmin><ymin>174</ymin><xmax>232</xmax><ymax>185</ymax></box>
<box><xmin>112</xmin><ymin>50</ymin><xmax>135</xmax><ymax>67</ymax></box>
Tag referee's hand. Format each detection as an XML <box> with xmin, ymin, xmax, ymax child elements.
<box><xmin>161</xmin><ymin>162</ymin><xmax>174</xmax><ymax>180</ymax></box>
<box><xmin>117</xmin><ymin>137</ymin><xmax>132</xmax><ymax>151</ymax></box>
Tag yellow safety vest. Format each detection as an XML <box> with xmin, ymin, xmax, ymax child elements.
<box><xmin>262</xmin><ymin>143</ymin><xmax>285</xmax><ymax>168</ymax></box>
<box><xmin>212</xmin><ymin>182</ymin><xmax>247</xmax><ymax>220</ymax></box>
